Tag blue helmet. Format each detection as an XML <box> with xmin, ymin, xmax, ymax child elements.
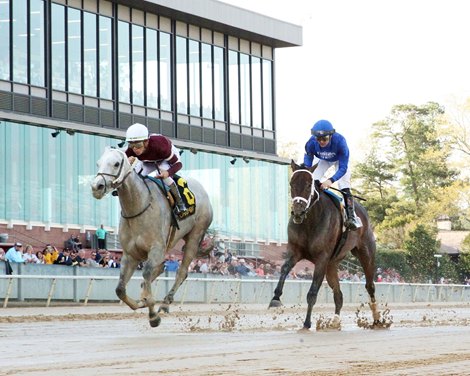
<box><xmin>311</xmin><ymin>120</ymin><xmax>335</xmax><ymax>137</ymax></box>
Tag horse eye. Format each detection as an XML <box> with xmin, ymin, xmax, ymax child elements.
<box><xmin>114</xmin><ymin>162</ymin><xmax>120</xmax><ymax>168</ymax></box>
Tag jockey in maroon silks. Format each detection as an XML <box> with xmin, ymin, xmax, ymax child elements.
<box><xmin>124</xmin><ymin>123</ymin><xmax>188</xmax><ymax>215</ymax></box>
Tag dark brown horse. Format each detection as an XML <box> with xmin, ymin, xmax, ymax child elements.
<box><xmin>269</xmin><ymin>160</ymin><xmax>380</xmax><ymax>330</ymax></box>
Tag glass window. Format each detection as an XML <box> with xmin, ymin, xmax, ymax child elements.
<box><xmin>176</xmin><ymin>36</ymin><xmax>187</xmax><ymax>114</ymax></box>
<box><xmin>189</xmin><ymin>39</ymin><xmax>200</xmax><ymax>117</ymax></box>
<box><xmin>30</xmin><ymin>0</ymin><xmax>45</xmax><ymax>87</ymax></box>
<box><xmin>51</xmin><ymin>4</ymin><xmax>66</xmax><ymax>91</ymax></box>
<box><xmin>131</xmin><ymin>24</ymin><xmax>144</xmax><ymax>106</ymax></box>
<box><xmin>201</xmin><ymin>43</ymin><xmax>212</xmax><ymax>119</ymax></box>
<box><xmin>252</xmin><ymin>56</ymin><xmax>261</xmax><ymax>128</ymax></box>
<box><xmin>12</xmin><ymin>0</ymin><xmax>28</xmax><ymax>84</ymax></box>
<box><xmin>83</xmin><ymin>12</ymin><xmax>97</xmax><ymax>97</ymax></box>
<box><xmin>240</xmin><ymin>53</ymin><xmax>251</xmax><ymax>126</ymax></box>
<box><xmin>263</xmin><ymin>59</ymin><xmax>273</xmax><ymax>130</ymax></box>
<box><xmin>228</xmin><ymin>50</ymin><xmax>239</xmax><ymax>124</ymax></box>
<box><xmin>67</xmin><ymin>8</ymin><xmax>82</xmax><ymax>94</ymax></box>
<box><xmin>99</xmin><ymin>16</ymin><xmax>112</xmax><ymax>100</ymax></box>
<box><xmin>118</xmin><ymin>21</ymin><xmax>130</xmax><ymax>103</ymax></box>
<box><xmin>0</xmin><ymin>1</ymin><xmax>9</xmax><ymax>80</ymax></box>
<box><xmin>159</xmin><ymin>32</ymin><xmax>171</xmax><ymax>111</ymax></box>
<box><xmin>146</xmin><ymin>28</ymin><xmax>158</xmax><ymax>108</ymax></box>
<box><xmin>213</xmin><ymin>46</ymin><xmax>224</xmax><ymax>121</ymax></box>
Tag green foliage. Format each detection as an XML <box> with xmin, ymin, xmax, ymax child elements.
<box><xmin>354</xmin><ymin>101</ymin><xmax>463</xmax><ymax>246</ymax></box>
<box><xmin>457</xmin><ymin>251</ymin><xmax>470</xmax><ymax>282</ymax></box>
<box><xmin>403</xmin><ymin>224</ymin><xmax>460</xmax><ymax>283</ymax></box>
<box><xmin>404</xmin><ymin>225</ymin><xmax>439</xmax><ymax>283</ymax></box>
<box><xmin>375</xmin><ymin>245</ymin><xmax>412</xmax><ymax>281</ymax></box>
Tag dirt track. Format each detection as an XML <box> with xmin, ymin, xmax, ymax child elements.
<box><xmin>1</xmin><ymin>302</ymin><xmax>470</xmax><ymax>375</ymax></box>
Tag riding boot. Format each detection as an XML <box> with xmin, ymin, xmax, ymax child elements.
<box><xmin>342</xmin><ymin>189</ymin><xmax>360</xmax><ymax>231</ymax></box>
<box><xmin>168</xmin><ymin>182</ymin><xmax>188</xmax><ymax>214</ymax></box>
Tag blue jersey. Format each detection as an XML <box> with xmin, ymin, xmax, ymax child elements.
<box><xmin>303</xmin><ymin>132</ymin><xmax>350</xmax><ymax>183</ymax></box>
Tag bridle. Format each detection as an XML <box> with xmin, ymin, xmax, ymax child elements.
<box><xmin>291</xmin><ymin>169</ymin><xmax>319</xmax><ymax>224</ymax></box>
<box><xmin>94</xmin><ymin>149</ymin><xmax>152</xmax><ymax>219</ymax></box>
<box><xmin>95</xmin><ymin>150</ymin><xmax>132</xmax><ymax>190</ymax></box>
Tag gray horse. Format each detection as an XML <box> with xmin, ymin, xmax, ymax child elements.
<box><xmin>91</xmin><ymin>148</ymin><xmax>213</xmax><ymax>327</ymax></box>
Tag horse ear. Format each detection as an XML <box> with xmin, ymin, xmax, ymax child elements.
<box><xmin>291</xmin><ymin>159</ymin><xmax>299</xmax><ymax>171</ymax></box>
<box><xmin>310</xmin><ymin>163</ymin><xmax>318</xmax><ymax>173</ymax></box>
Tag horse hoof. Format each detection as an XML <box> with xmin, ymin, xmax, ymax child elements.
<box><xmin>268</xmin><ymin>299</ymin><xmax>282</xmax><ymax>309</ymax></box>
<box><xmin>158</xmin><ymin>304</ymin><xmax>170</xmax><ymax>314</ymax></box>
<box><xmin>149</xmin><ymin>315</ymin><xmax>161</xmax><ymax>328</ymax></box>
<box><xmin>297</xmin><ymin>327</ymin><xmax>311</xmax><ymax>334</ymax></box>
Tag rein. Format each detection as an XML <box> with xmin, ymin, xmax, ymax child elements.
<box><xmin>120</xmin><ymin>177</ymin><xmax>152</xmax><ymax>219</ymax></box>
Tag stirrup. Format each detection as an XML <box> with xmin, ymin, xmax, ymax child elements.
<box><xmin>345</xmin><ymin>217</ymin><xmax>361</xmax><ymax>231</ymax></box>
<box><xmin>174</xmin><ymin>205</ymin><xmax>189</xmax><ymax>219</ymax></box>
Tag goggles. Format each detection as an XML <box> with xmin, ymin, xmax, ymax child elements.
<box><xmin>128</xmin><ymin>141</ymin><xmax>145</xmax><ymax>149</ymax></box>
<box><xmin>315</xmin><ymin>135</ymin><xmax>330</xmax><ymax>143</ymax></box>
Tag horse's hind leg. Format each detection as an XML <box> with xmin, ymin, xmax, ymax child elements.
<box><xmin>269</xmin><ymin>254</ymin><xmax>296</xmax><ymax>308</ymax></box>
<box><xmin>142</xmin><ymin>260</ymin><xmax>165</xmax><ymax>327</ymax></box>
<box><xmin>325</xmin><ymin>262</ymin><xmax>342</xmax><ymax>328</ymax></box>
<box><xmin>353</xmin><ymin>246</ymin><xmax>380</xmax><ymax>323</ymax></box>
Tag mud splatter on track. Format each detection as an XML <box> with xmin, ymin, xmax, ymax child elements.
<box><xmin>1</xmin><ymin>302</ymin><xmax>470</xmax><ymax>375</ymax></box>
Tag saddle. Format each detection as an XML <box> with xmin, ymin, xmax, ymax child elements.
<box><xmin>146</xmin><ymin>174</ymin><xmax>196</xmax><ymax>219</ymax></box>
<box><xmin>322</xmin><ymin>187</ymin><xmax>348</xmax><ymax>224</ymax></box>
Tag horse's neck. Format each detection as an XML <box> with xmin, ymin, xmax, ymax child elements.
<box><xmin>118</xmin><ymin>171</ymin><xmax>154</xmax><ymax>212</ymax></box>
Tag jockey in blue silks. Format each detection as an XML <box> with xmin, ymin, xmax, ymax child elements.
<box><xmin>303</xmin><ymin>119</ymin><xmax>361</xmax><ymax>230</ymax></box>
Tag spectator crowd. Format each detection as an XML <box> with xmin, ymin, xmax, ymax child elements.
<box><xmin>0</xmin><ymin>241</ymin><xmax>410</xmax><ymax>283</ymax></box>
<box><xmin>1</xmin><ymin>242</ymin><xmax>121</xmax><ymax>268</ymax></box>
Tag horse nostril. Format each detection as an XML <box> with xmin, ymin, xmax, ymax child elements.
<box><xmin>97</xmin><ymin>184</ymin><xmax>104</xmax><ymax>190</ymax></box>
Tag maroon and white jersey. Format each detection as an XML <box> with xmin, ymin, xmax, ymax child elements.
<box><xmin>125</xmin><ymin>134</ymin><xmax>182</xmax><ymax>177</ymax></box>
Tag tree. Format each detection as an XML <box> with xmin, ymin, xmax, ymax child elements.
<box><xmin>355</xmin><ymin>147</ymin><xmax>397</xmax><ymax>225</ymax></box>
<box><xmin>277</xmin><ymin>140</ymin><xmax>303</xmax><ymax>161</ymax></box>
<box><xmin>404</xmin><ymin>224</ymin><xmax>440</xmax><ymax>283</ymax></box>
<box><xmin>373</xmin><ymin>102</ymin><xmax>457</xmax><ymax>214</ymax></box>
<box><xmin>404</xmin><ymin>224</ymin><xmax>459</xmax><ymax>283</ymax></box>
<box><xmin>441</xmin><ymin>97</ymin><xmax>470</xmax><ymax>161</ymax></box>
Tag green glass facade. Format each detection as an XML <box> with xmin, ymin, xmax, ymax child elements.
<box><xmin>0</xmin><ymin>121</ymin><xmax>289</xmax><ymax>242</ymax></box>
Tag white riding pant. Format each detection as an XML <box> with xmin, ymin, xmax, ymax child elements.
<box><xmin>313</xmin><ymin>159</ymin><xmax>351</xmax><ymax>190</ymax></box>
<box><xmin>134</xmin><ymin>146</ymin><xmax>182</xmax><ymax>186</ymax></box>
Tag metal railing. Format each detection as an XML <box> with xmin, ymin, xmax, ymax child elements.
<box><xmin>1</xmin><ymin>272</ymin><xmax>469</xmax><ymax>308</ymax></box>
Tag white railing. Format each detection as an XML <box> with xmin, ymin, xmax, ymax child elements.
<box><xmin>1</xmin><ymin>273</ymin><xmax>469</xmax><ymax>308</ymax></box>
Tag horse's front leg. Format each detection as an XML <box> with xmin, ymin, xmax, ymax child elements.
<box><xmin>115</xmin><ymin>255</ymin><xmax>143</xmax><ymax>310</ymax></box>
<box><xmin>142</xmin><ymin>252</ymin><xmax>166</xmax><ymax>327</ymax></box>
<box><xmin>269</xmin><ymin>255</ymin><xmax>296</xmax><ymax>308</ymax></box>
<box><xmin>302</xmin><ymin>265</ymin><xmax>326</xmax><ymax>330</ymax></box>
<box><xmin>325</xmin><ymin>262</ymin><xmax>342</xmax><ymax>329</ymax></box>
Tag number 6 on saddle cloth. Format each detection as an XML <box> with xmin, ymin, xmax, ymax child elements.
<box><xmin>146</xmin><ymin>174</ymin><xmax>196</xmax><ymax>219</ymax></box>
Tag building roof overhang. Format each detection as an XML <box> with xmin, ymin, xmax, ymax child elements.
<box><xmin>117</xmin><ymin>0</ymin><xmax>302</xmax><ymax>48</ymax></box>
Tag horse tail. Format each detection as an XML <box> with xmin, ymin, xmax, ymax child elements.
<box><xmin>196</xmin><ymin>232</ymin><xmax>215</xmax><ymax>258</ymax></box>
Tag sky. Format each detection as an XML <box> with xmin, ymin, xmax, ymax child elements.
<box><xmin>220</xmin><ymin>0</ymin><xmax>470</xmax><ymax>161</ymax></box>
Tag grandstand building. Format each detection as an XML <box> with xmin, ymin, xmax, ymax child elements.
<box><xmin>0</xmin><ymin>0</ymin><xmax>302</xmax><ymax>255</ymax></box>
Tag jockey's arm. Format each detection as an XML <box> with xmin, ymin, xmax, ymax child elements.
<box><xmin>164</xmin><ymin>153</ymin><xmax>182</xmax><ymax>177</ymax></box>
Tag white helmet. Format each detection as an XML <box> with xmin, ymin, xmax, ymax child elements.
<box><xmin>126</xmin><ymin>123</ymin><xmax>149</xmax><ymax>142</ymax></box>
